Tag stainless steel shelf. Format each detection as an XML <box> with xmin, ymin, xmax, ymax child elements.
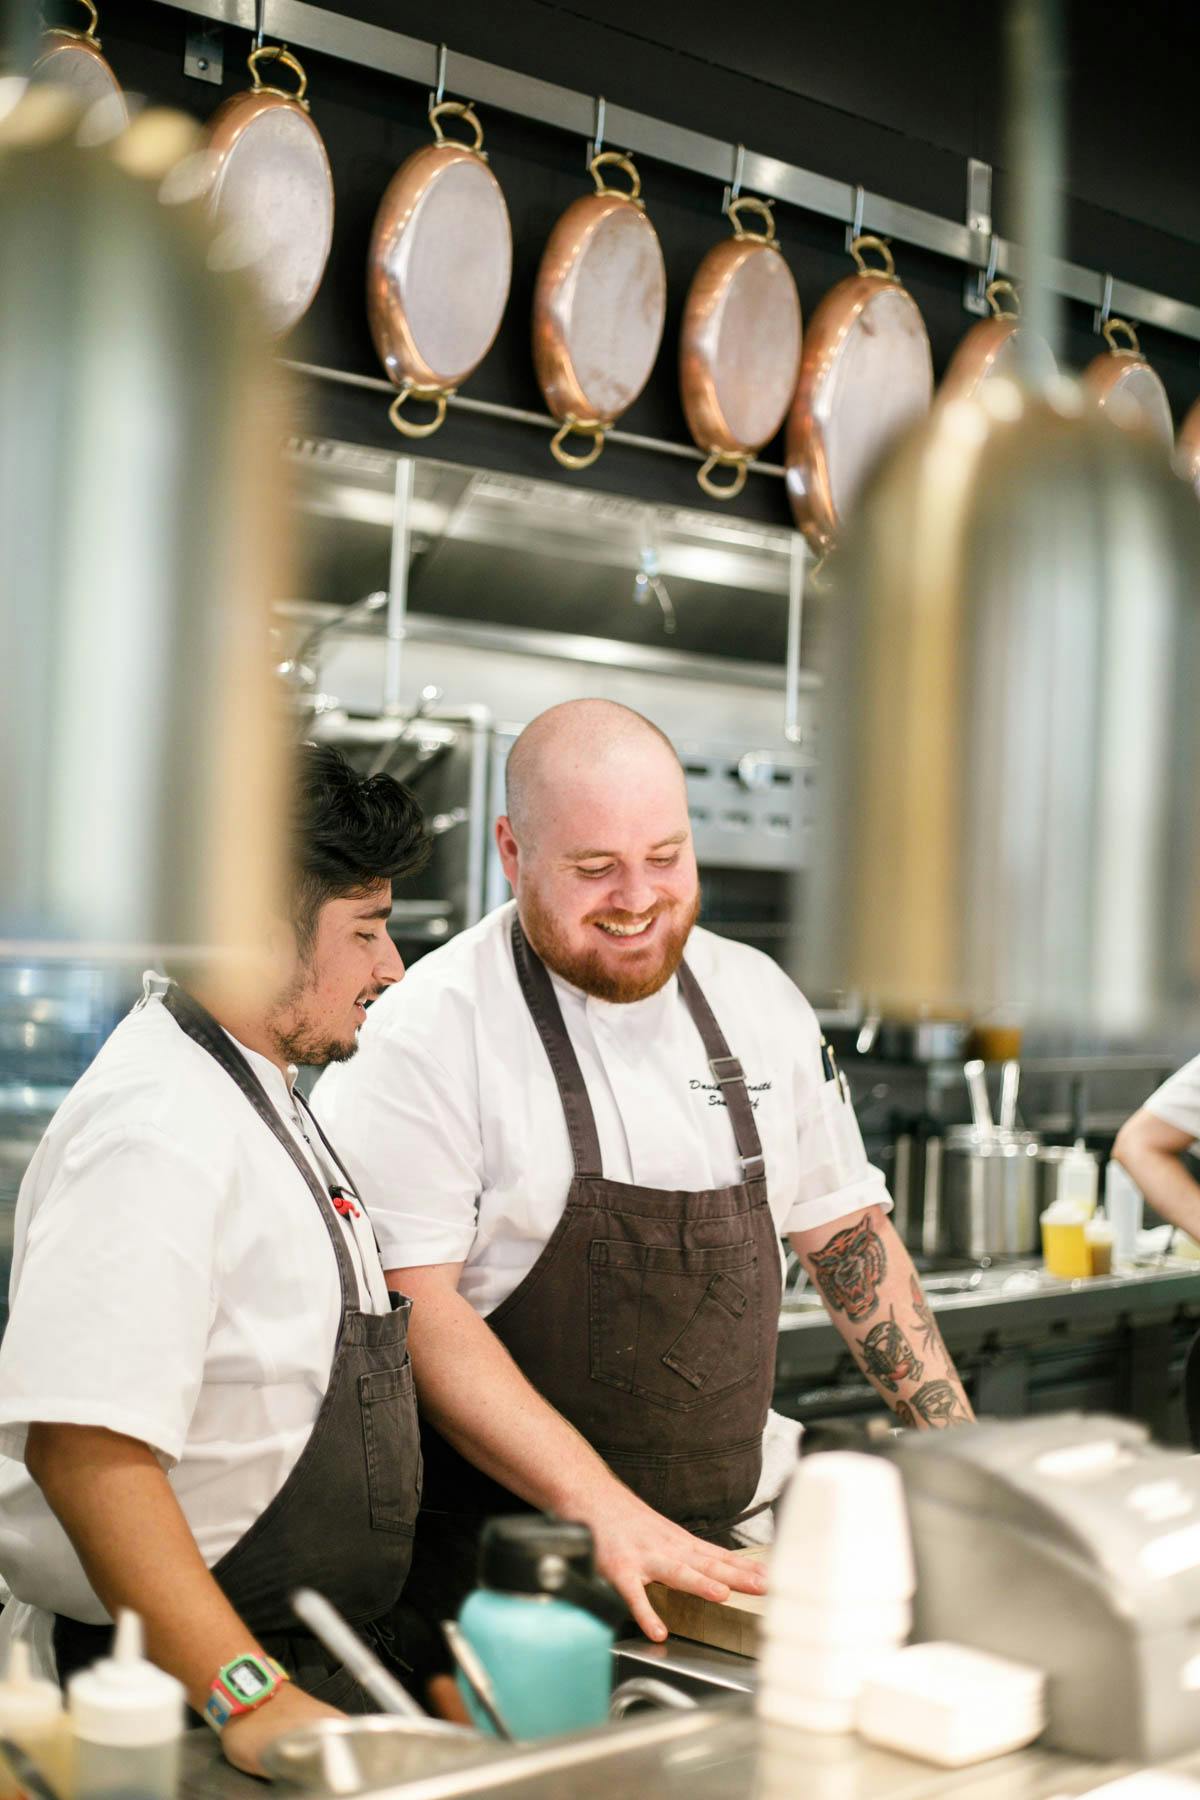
<box><xmin>149</xmin><ymin>0</ymin><xmax>1200</xmax><ymax>350</ymax></box>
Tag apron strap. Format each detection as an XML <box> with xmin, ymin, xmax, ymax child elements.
<box><xmin>510</xmin><ymin>917</ymin><xmax>604</xmax><ymax>1179</ymax></box>
<box><xmin>161</xmin><ymin>984</ymin><xmax>358</xmax><ymax>1316</ymax></box>
<box><xmin>295</xmin><ymin>1089</ymin><xmax>386</xmax><ymax>1264</ymax></box>
<box><xmin>510</xmin><ymin>916</ymin><xmax>766</xmax><ymax>1185</ymax></box>
<box><xmin>675</xmin><ymin>961</ymin><xmax>766</xmax><ymax>1179</ymax></box>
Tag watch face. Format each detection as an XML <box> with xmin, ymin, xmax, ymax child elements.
<box><xmin>226</xmin><ymin>1656</ymin><xmax>269</xmax><ymax>1701</ymax></box>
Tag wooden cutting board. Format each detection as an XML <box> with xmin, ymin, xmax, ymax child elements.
<box><xmin>645</xmin><ymin>1546</ymin><xmax>768</xmax><ymax>1658</ymax></box>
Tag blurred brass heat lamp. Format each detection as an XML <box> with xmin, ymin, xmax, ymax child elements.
<box><xmin>0</xmin><ymin>86</ymin><xmax>289</xmax><ymax>1001</ymax></box>
<box><xmin>812</xmin><ymin>378</ymin><xmax>1200</xmax><ymax>1035</ymax></box>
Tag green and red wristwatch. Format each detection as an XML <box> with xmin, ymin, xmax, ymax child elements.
<box><xmin>204</xmin><ymin>1653</ymin><xmax>290</xmax><ymax>1732</ymax></box>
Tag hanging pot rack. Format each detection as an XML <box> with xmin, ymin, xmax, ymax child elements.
<box><xmin>148</xmin><ymin>0</ymin><xmax>1200</xmax><ymax>355</ymax></box>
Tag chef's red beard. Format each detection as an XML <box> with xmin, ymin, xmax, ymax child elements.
<box><xmin>520</xmin><ymin>886</ymin><xmax>701</xmax><ymax>1003</ymax></box>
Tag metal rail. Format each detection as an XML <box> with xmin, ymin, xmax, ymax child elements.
<box><xmin>152</xmin><ymin>0</ymin><xmax>1200</xmax><ymax>350</ymax></box>
<box><xmin>281</xmin><ymin>361</ymin><xmax>786</xmax><ymax>477</ymax></box>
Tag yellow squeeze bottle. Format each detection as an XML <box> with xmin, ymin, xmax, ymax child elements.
<box><xmin>0</xmin><ymin>1639</ymin><xmax>70</xmax><ymax>1799</ymax></box>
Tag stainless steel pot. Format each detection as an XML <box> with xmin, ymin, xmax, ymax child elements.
<box><xmin>942</xmin><ymin>1125</ymin><xmax>1041</xmax><ymax>1260</ymax></box>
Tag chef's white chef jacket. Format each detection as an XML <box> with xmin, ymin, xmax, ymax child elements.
<box><xmin>1144</xmin><ymin>1054</ymin><xmax>1200</xmax><ymax>1142</ymax></box>
<box><xmin>312</xmin><ymin>900</ymin><xmax>890</xmax><ymax>1317</ymax></box>
<box><xmin>0</xmin><ymin>983</ymin><xmax>390</xmax><ymax>1626</ymax></box>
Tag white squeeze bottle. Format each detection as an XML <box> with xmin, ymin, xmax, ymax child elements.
<box><xmin>0</xmin><ymin>1639</ymin><xmax>70</xmax><ymax>1799</ymax></box>
<box><xmin>68</xmin><ymin>1611</ymin><xmax>185</xmax><ymax>1800</ymax></box>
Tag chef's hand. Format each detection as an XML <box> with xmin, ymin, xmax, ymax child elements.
<box><xmin>586</xmin><ymin>1484</ymin><xmax>767</xmax><ymax>1642</ymax></box>
<box><xmin>220</xmin><ymin>1682</ymin><xmax>345</xmax><ymax>1778</ymax></box>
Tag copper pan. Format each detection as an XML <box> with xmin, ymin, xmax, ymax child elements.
<box><xmin>202</xmin><ymin>45</ymin><xmax>332</xmax><ymax>338</ymax></box>
<box><xmin>533</xmin><ymin>152</ymin><xmax>666</xmax><ymax>471</ymax></box>
<box><xmin>1178</xmin><ymin>395</ymin><xmax>1200</xmax><ymax>499</ymax></box>
<box><xmin>368</xmin><ymin>102</ymin><xmax>512</xmax><ymax>440</ymax></box>
<box><xmin>786</xmin><ymin>235</ymin><xmax>932</xmax><ymax>558</ymax></box>
<box><xmin>939</xmin><ymin>280</ymin><xmax>1057</xmax><ymax>405</ymax></box>
<box><xmin>29</xmin><ymin>0</ymin><xmax>127</xmax><ymax>138</ymax></box>
<box><xmin>679</xmin><ymin>196</ymin><xmax>801</xmax><ymax>501</ymax></box>
<box><xmin>1083</xmin><ymin>317</ymin><xmax>1173</xmax><ymax>444</ymax></box>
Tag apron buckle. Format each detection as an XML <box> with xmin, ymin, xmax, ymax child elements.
<box><xmin>709</xmin><ymin>1054</ymin><xmax>745</xmax><ymax>1085</ymax></box>
<box><xmin>740</xmin><ymin>1152</ymin><xmax>766</xmax><ymax>1174</ymax></box>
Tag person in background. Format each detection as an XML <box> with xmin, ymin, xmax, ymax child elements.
<box><xmin>1113</xmin><ymin>1054</ymin><xmax>1200</xmax><ymax>1242</ymax></box>
<box><xmin>0</xmin><ymin>746</ymin><xmax>434</xmax><ymax>1775</ymax></box>
<box><xmin>312</xmin><ymin>698</ymin><xmax>974</xmax><ymax>1642</ymax></box>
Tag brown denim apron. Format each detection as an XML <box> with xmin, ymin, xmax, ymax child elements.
<box><xmin>404</xmin><ymin>917</ymin><xmax>782</xmax><ymax>1628</ymax></box>
<box><xmin>54</xmin><ymin>984</ymin><xmax>423</xmax><ymax>1711</ymax></box>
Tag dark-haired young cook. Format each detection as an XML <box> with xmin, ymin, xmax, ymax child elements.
<box><xmin>314</xmin><ymin>700</ymin><xmax>973</xmax><ymax>1640</ymax></box>
<box><xmin>0</xmin><ymin>746</ymin><xmax>430</xmax><ymax>1776</ymax></box>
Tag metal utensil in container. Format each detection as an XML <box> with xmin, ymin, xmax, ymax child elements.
<box><xmin>1083</xmin><ymin>318</ymin><xmax>1173</xmax><ymax>445</ymax></box>
<box><xmin>368</xmin><ymin>102</ymin><xmax>512</xmax><ymax>439</ymax></box>
<box><xmin>291</xmin><ymin>1588</ymin><xmax>426</xmax><ymax>1720</ymax></box>
<box><xmin>786</xmin><ymin>234</ymin><xmax>932</xmax><ymax>559</ymax></box>
<box><xmin>533</xmin><ymin>151</ymin><xmax>666</xmax><ymax>471</ymax></box>
<box><xmin>963</xmin><ymin>1058</ymin><xmax>994</xmax><ymax>1133</ymax></box>
<box><xmin>29</xmin><ymin>0</ymin><xmax>127</xmax><ymax>138</ymax></box>
<box><xmin>202</xmin><ymin>43</ymin><xmax>333</xmax><ymax>336</ymax></box>
<box><xmin>261</xmin><ymin>1717</ymin><xmax>488</xmax><ymax>1795</ymax></box>
<box><xmin>942</xmin><ymin>1125</ymin><xmax>1041</xmax><ymax>1260</ymax></box>
<box><xmin>679</xmin><ymin>196</ymin><xmax>801</xmax><ymax>500</ymax></box>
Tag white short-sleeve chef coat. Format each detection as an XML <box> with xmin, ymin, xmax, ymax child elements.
<box><xmin>0</xmin><ymin>986</ymin><xmax>389</xmax><ymax>1625</ymax></box>
<box><xmin>312</xmin><ymin>901</ymin><xmax>890</xmax><ymax>1317</ymax></box>
<box><xmin>1144</xmin><ymin>1053</ymin><xmax>1200</xmax><ymax>1143</ymax></box>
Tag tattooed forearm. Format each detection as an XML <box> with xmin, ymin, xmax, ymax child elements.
<box><xmin>793</xmin><ymin>1212</ymin><xmax>974</xmax><ymax>1428</ymax></box>
<box><xmin>910</xmin><ymin>1275</ymin><xmax>951</xmax><ymax>1367</ymax></box>
<box><xmin>855</xmin><ymin>1308</ymin><xmax>924</xmax><ymax>1394</ymax></box>
<box><xmin>808</xmin><ymin>1213</ymin><xmax>888</xmax><ymax>1321</ymax></box>
<box><xmin>908</xmin><ymin>1380</ymin><xmax>972</xmax><ymax>1428</ymax></box>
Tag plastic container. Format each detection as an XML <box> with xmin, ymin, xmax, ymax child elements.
<box><xmin>68</xmin><ymin>1610</ymin><xmax>185</xmax><ymax>1800</ymax></box>
<box><xmin>1058</xmin><ymin>1140</ymin><xmax>1099</xmax><ymax>1217</ymax></box>
<box><xmin>0</xmin><ymin>1639</ymin><xmax>70</xmax><ymax>1800</ymax></box>
<box><xmin>457</xmin><ymin>1517</ymin><xmax>622</xmax><ymax>1740</ymax></box>
<box><xmin>857</xmin><ymin>1641</ymin><xmax>1045</xmax><ymax>1766</ymax></box>
<box><xmin>1041</xmin><ymin>1197</ymin><xmax>1092</xmax><ymax>1279</ymax></box>
<box><xmin>758</xmin><ymin>1452</ymin><xmax>913</xmax><ymax>1735</ymax></box>
<box><xmin>1085</xmin><ymin>1209</ymin><xmax>1115</xmax><ymax>1277</ymax></box>
<box><xmin>770</xmin><ymin>1451</ymin><xmax>915</xmax><ymax>1601</ymax></box>
<box><xmin>1106</xmin><ymin>1162</ymin><xmax>1144</xmax><ymax>1268</ymax></box>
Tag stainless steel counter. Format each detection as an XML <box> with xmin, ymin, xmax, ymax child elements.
<box><xmin>774</xmin><ymin>1255</ymin><xmax>1200</xmax><ymax>1442</ymax></box>
<box><xmin>781</xmin><ymin>1254</ymin><xmax>1200</xmax><ymax>1335</ymax></box>
<box><xmin>180</xmin><ymin>1693</ymin><xmax>1200</xmax><ymax>1800</ymax></box>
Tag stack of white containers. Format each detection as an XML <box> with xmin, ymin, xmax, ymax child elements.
<box><xmin>756</xmin><ymin>1451</ymin><xmax>915</xmax><ymax>1733</ymax></box>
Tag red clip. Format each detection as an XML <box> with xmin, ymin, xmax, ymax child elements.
<box><xmin>331</xmin><ymin>1190</ymin><xmax>360</xmax><ymax>1220</ymax></box>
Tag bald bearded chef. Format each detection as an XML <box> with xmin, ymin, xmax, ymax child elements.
<box><xmin>313</xmin><ymin>701</ymin><xmax>973</xmax><ymax>1637</ymax></box>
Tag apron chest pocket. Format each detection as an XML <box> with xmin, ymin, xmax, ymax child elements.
<box><xmin>589</xmin><ymin>1239</ymin><xmax>760</xmax><ymax>1412</ymax></box>
<box><xmin>359</xmin><ymin>1362</ymin><xmax>422</xmax><ymax>1535</ymax></box>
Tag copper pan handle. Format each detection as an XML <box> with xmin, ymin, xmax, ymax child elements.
<box><xmin>849</xmin><ymin>233</ymin><xmax>896</xmax><ymax>280</ymax></box>
<box><xmin>429</xmin><ymin>100</ymin><xmax>486</xmax><ymax>155</ymax></box>
<box><xmin>53</xmin><ymin>0</ymin><xmax>100</xmax><ymax>40</ymax></box>
<box><xmin>697</xmin><ymin>451</ymin><xmax>749</xmax><ymax>500</ymax></box>
<box><xmin>551</xmin><ymin>417</ymin><xmax>606</xmax><ymax>470</ymax></box>
<box><xmin>589</xmin><ymin>150</ymin><xmax>642</xmax><ymax>203</ymax></box>
<box><xmin>726</xmin><ymin>195</ymin><xmax>776</xmax><ymax>245</ymax></box>
<box><xmin>248</xmin><ymin>44</ymin><xmax>309</xmax><ymax>107</ymax></box>
<box><xmin>388</xmin><ymin>385</ymin><xmax>450</xmax><ymax>438</ymax></box>
<box><xmin>1102</xmin><ymin>315</ymin><xmax>1140</xmax><ymax>357</ymax></box>
<box><xmin>986</xmin><ymin>278</ymin><xmax>1021</xmax><ymax>319</ymax></box>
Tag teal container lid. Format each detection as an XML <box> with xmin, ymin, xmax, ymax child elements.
<box><xmin>479</xmin><ymin>1516</ymin><xmax>626</xmax><ymax>1627</ymax></box>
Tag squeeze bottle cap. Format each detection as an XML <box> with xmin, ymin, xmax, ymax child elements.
<box><xmin>67</xmin><ymin>1610</ymin><xmax>185</xmax><ymax>1747</ymax></box>
<box><xmin>0</xmin><ymin>1638</ymin><xmax>63</xmax><ymax>1732</ymax></box>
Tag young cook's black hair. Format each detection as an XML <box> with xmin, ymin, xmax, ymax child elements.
<box><xmin>291</xmin><ymin>743</ymin><xmax>430</xmax><ymax>952</ymax></box>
